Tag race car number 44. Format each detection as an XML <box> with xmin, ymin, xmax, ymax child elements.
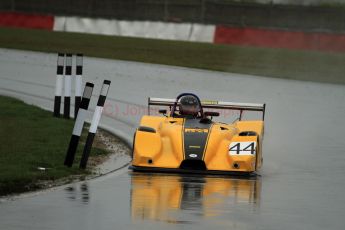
<box><xmin>229</xmin><ymin>142</ymin><xmax>257</xmax><ymax>156</ymax></box>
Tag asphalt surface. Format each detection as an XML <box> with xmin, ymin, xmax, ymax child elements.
<box><xmin>0</xmin><ymin>48</ymin><xmax>345</xmax><ymax>230</ymax></box>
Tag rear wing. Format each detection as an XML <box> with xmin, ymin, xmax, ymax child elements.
<box><xmin>148</xmin><ymin>97</ymin><xmax>266</xmax><ymax>121</ymax></box>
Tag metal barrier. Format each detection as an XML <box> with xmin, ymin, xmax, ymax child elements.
<box><xmin>1</xmin><ymin>0</ymin><xmax>345</xmax><ymax>32</ymax></box>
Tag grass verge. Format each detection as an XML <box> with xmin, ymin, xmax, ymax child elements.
<box><xmin>0</xmin><ymin>96</ymin><xmax>108</xmax><ymax>196</ymax></box>
<box><xmin>0</xmin><ymin>27</ymin><xmax>345</xmax><ymax>84</ymax></box>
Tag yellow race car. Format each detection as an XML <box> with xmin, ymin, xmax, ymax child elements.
<box><xmin>130</xmin><ymin>93</ymin><xmax>265</xmax><ymax>176</ymax></box>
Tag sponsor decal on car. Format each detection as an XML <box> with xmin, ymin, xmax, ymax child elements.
<box><xmin>185</xmin><ymin>128</ymin><xmax>208</xmax><ymax>133</ymax></box>
<box><xmin>201</xmin><ymin>100</ymin><xmax>219</xmax><ymax>105</ymax></box>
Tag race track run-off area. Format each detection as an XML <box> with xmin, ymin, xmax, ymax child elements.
<box><xmin>0</xmin><ymin>48</ymin><xmax>345</xmax><ymax>230</ymax></box>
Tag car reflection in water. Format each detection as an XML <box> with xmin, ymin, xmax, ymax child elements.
<box><xmin>130</xmin><ymin>172</ymin><xmax>261</xmax><ymax>223</ymax></box>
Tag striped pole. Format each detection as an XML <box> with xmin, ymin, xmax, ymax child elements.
<box><xmin>80</xmin><ymin>80</ymin><xmax>111</xmax><ymax>169</ymax></box>
<box><xmin>64</xmin><ymin>54</ymin><xmax>72</xmax><ymax>119</ymax></box>
<box><xmin>64</xmin><ymin>82</ymin><xmax>94</xmax><ymax>167</ymax></box>
<box><xmin>74</xmin><ymin>54</ymin><xmax>83</xmax><ymax>119</ymax></box>
<box><xmin>53</xmin><ymin>53</ymin><xmax>64</xmax><ymax>117</ymax></box>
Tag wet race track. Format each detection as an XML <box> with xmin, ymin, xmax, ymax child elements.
<box><xmin>0</xmin><ymin>49</ymin><xmax>345</xmax><ymax>230</ymax></box>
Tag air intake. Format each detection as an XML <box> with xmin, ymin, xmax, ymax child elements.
<box><xmin>180</xmin><ymin>160</ymin><xmax>207</xmax><ymax>171</ymax></box>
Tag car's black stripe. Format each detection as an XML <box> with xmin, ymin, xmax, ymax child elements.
<box><xmin>183</xmin><ymin>119</ymin><xmax>212</xmax><ymax>160</ymax></box>
<box><xmin>202</xmin><ymin>124</ymin><xmax>214</xmax><ymax>161</ymax></box>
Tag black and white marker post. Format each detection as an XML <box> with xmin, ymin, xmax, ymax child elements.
<box><xmin>64</xmin><ymin>82</ymin><xmax>94</xmax><ymax>167</ymax></box>
<box><xmin>53</xmin><ymin>53</ymin><xmax>64</xmax><ymax>117</ymax></box>
<box><xmin>80</xmin><ymin>80</ymin><xmax>111</xmax><ymax>169</ymax></box>
<box><xmin>74</xmin><ymin>54</ymin><xmax>83</xmax><ymax>119</ymax></box>
<box><xmin>63</xmin><ymin>54</ymin><xmax>72</xmax><ymax>119</ymax></box>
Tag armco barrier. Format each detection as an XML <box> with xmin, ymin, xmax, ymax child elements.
<box><xmin>1</xmin><ymin>0</ymin><xmax>345</xmax><ymax>32</ymax></box>
<box><xmin>0</xmin><ymin>12</ymin><xmax>53</xmax><ymax>30</ymax></box>
<box><xmin>1</xmin><ymin>12</ymin><xmax>345</xmax><ymax>53</ymax></box>
<box><xmin>53</xmin><ymin>16</ymin><xmax>215</xmax><ymax>42</ymax></box>
<box><xmin>214</xmin><ymin>26</ymin><xmax>345</xmax><ymax>53</ymax></box>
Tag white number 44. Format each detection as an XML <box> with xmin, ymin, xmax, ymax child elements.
<box><xmin>229</xmin><ymin>142</ymin><xmax>257</xmax><ymax>156</ymax></box>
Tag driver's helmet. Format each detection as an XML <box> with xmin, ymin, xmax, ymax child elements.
<box><xmin>179</xmin><ymin>95</ymin><xmax>200</xmax><ymax>116</ymax></box>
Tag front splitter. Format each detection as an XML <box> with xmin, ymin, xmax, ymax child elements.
<box><xmin>129</xmin><ymin>165</ymin><xmax>257</xmax><ymax>178</ymax></box>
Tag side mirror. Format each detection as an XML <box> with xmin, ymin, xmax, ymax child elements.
<box><xmin>204</xmin><ymin>111</ymin><xmax>219</xmax><ymax>117</ymax></box>
<box><xmin>159</xmin><ymin>109</ymin><xmax>167</xmax><ymax>115</ymax></box>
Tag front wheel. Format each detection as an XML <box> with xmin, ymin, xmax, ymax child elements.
<box><xmin>131</xmin><ymin>131</ymin><xmax>137</xmax><ymax>159</ymax></box>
